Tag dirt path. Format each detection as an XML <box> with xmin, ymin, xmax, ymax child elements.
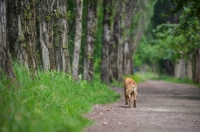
<box><xmin>84</xmin><ymin>80</ymin><xmax>200</xmax><ymax>132</ymax></box>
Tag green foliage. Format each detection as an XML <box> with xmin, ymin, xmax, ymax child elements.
<box><xmin>153</xmin><ymin>21</ymin><xmax>200</xmax><ymax>62</ymax></box>
<box><xmin>23</xmin><ymin>6</ymin><xmax>32</xmax><ymax>20</ymax></box>
<box><xmin>0</xmin><ymin>63</ymin><xmax>120</xmax><ymax>132</ymax></box>
<box><xmin>53</xmin><ymin>23</ymin><xmax>64</xmax><ymax>47</ymax></box>
<box><xmin>170</xmin><ymin>0</ymin><xmax>200</xmax><ymax>21</ymax></box>
<box><xmin>152</xmin><ymin>0</ymin><xmax>200</xmax><ymax>62</ymax></box>
<box><xmin>67</xmin><ymin>11</ymin><xmax>72</xmax><ymax>19</ymax></box>
<box><xmin>53</xmin><ymin>9</ymin><xmax>65</xmax><ymax>19</ymax></box>
<box><xmin>137</xmin><ymin>0</ymin><xmax>157</xmax><ymax>30</ymax></box>
<box><xmin>141</xmin><ymin>0</ymin><xmax>200</xmax><ymax>77</ymax></box>
<box><xmin>133</xmin><ymin>0</ymin><xmax>158</xmax><ymax>70</ymax></box>
<box><xmin>46</xmin><ymin>15</ymin><xmax>51</xmax><ymax>21</ymax></box>
<box><xmin>134</xmin><ymin>36</ymin><xmax>159</xmax><ymax>68</ymax></box>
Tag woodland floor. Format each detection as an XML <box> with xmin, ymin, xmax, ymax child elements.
<box><xmin>84</xmin><ymin>80</ymin><xmax>200</xmax><ymax>132</ymax></box>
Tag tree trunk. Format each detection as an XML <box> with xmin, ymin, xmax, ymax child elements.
<box><xmin>7</xmin><ymin>0</ymin><xmax>37</xmax><ymax>73</ymax></box>
<box><xmin>115</xmin><ymin>0</ymin><xmax>125</xmax><ymax>81</ymax></box>
<box><xmin>174</xmin><ymin>59</ymin><xmax>186</xmax><ymax>79</ymax></box>
<box><xmin>7</xmin><ymin>1</ymin><xmax>18</xmax><ymax>57</ymax></box>
<box><xmin>107</xmin><ymin>1</ymin><xmax>120</xmax><ymax>82</ymax></box>
<box><xmin>72</xmin><ymin>0</ymin><xmax>83</xmax><ymax>80</ymax></box>
<box><xmin>160</xmin><ymin>59</ymin><xmax>174</xmax><ymax>75</ymax></box>
<box><xmin>192</xmin><ymin>48</ymin><xmax>200</xmax><ymax>84</ymax></box>
<box><xmin>101</xmin><ymin>0</ymin><xmax>112</xmax><ymax>83</ymax></box>
<box><xmin>122</xmin><ymin>0</ymin><xmax>138</xmax><ymax>76</ymax></box>
<box><xmin>37</xmin><ymin>0</ymin><xmax>56</xmax><ymax>71</ymax></box>
<box><xmin>54</xmin><ymin>0</ymin><xmax>71</xmax><ymax>73</ymax></box>
<box><xmin>0</xmin><ymin>0</ymin><xmax>15</xmax><ymax>80</ymax></box>
<box><xmin>123</xmin><ymin>41</ymin><xmax>133</xmax><ymax>75</ymax></box>
<box><xmin>83</xmin><ymin>0</ymin><xmax>98</xmax><ymax>81</ymax></box>
<box><xmin>187</xmin><ymin>59</ymin><xmax>192</xmax><ymax>80</ymax></box>
<box><xmin>116</xmin><ymin>12</ymin><xmax>123</xmax><ymax>81</ymax></box>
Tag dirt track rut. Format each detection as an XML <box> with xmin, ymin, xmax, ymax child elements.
<box><xmin>84</xmin><ymin>80</ymin><xmax>200</xmax><ymax>132</ymax></box>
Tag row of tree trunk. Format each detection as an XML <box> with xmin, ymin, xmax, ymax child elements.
<box><xmin>101</xmin><ymin>0</ymin><xmax>150</xmax><ymax>83</ymax></box>
<box><xmin>0</xmin><ymin>0</ymin><xmax>151</xmax><ymax>83</ymax></box>
<box><xmin>174</xmin><ymin>49</ymin><xmax>200</xmax><ymax>84</ymax></box>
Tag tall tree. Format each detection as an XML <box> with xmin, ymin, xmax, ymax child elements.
<box><xmin>0</xmin><ymin>0</ymin><xmax>15</xmax><ymax>80</ymax></box>
<box><xmin>7</xmin><ymin>0</ymin><xmax>37</xmax><ymax>73</ymax></box>
<box><xmin>72</xmin><ymin>0</ymin><xmax>83</xmax><ymax>80</ymax></box>
<box><xmin>171</xmin><ymin>0</ymin><xmax>200</xmax><ymax>84</ymax></box>
<box><xmin>158</xmin><ymin>0</ymin><xmax>200</xmax><ymax>83</ymax></box>
<box><xmin>192</xmin><ymin>49</ymin><xmax>200</xmax><ymax>84</ymax></box>
<box><xmin>37</xmin><ymin>0</ymin><xmax>56</xmax><ymax>71</ymax></box>
<box><xmin>115</xmin><ymin>0</ymin><xmax>124</xmax><ymax>81</ymax></box>
<box><xmin>101</xmin><ymin>0</ymin><xmax>112</xmax><ymax>83</ymax></box>
<box><xmin>122</xmin><ymin>0</ymin><xmax>133</xmax><ymax>76</ymax></box>
<box><xmin>54</xmin><ymin>0</ymin><xmax>71</xmax><ymax>73</ymax></box>
<box><xmin>100</xmin><ymin>0</ymin><xmax>156</xmax><ymax>83</ymax></box>
<box><xmin>107</xmin><ymin>1</ymin><xmax>119</xmax><ymax>82</ymax></box>
<box><xmin>83</xmin><ymin>0</ymin><xmax>98</xmax><ymax>81</ymax></box>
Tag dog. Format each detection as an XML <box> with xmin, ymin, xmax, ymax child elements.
<box><xmin>124</xmin><ymin>78</ymin><xmax>138</xmax><ymax>108</ymax></box>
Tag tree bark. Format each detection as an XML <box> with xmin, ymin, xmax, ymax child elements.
<box><xmin>7</xmin><ymin>0</ymin><xmax>37</xmax><ymax>73</ymax></box>
<box><xmin>192</xmin><ymin>48</ymin><xmax>200</xmax><ymax>84</ymax></box>
<box><xmin>83</xmin><ymin>0</ymin><xmax>98</xmax><ymax>81</ymax></box>
<box><xmin>122</xmin><ymin>0</ymin><xmax>138</xmax><ymax>76</ymax></box>
<box><xmin>116</xmin><ymin>12</ymin><xmax>123</xmax><ymax>81</ymax></box>
<box><xmin>54</xmin><ymin>0</ymin><xmax>71</xmax><ymax>73</ymax></box>
<box><xmin>37</xmin><ymin>0</ymin><xmax>56</xmax><ymax>71</ymax></box>
<box><xmin>101</xmin><ymin>0</ymin><xmax>112</xmax><ymax>83</ymax></box>
<box><xmin>72</xmin><ymin>0</ymin><xmax>83</xmax><ymax>80</ymax></box>
<box><xmin>123</xmin><ymin>41</ymin><xmax>133</xmax><ymax>75</ymax></box>
<box><xmin>174</xmin><ymin>59</ymin><xmax>186</xmax><ymax>79</ymax></box>
<box><xmin>107</xmin><ymin>1</ymin><xmax>120</xmax><ymax>82</ymax></box>
<box><xmin>0</xmin><ymin>0</ymin><xmax>15</xmax><ymax>80</ymax></box>
<box><xmin>187</xmin><ymin>59</ymin><xmax>192</xmax><ymax>79</ymax></box>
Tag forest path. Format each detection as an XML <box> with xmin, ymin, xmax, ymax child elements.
<box><xmin>84</xmin><ymin>80</ymin><xmax>200</xmax><ymax>132</ymax></box>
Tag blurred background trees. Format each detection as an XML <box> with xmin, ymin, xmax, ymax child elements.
<box><xmin>0</xmin><ymin>0</ymin><xmax>200</xmax><ymax>84</ymax></box>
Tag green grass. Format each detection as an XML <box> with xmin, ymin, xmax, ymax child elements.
<box><xmin>0</xmin><ymin>63</ymin><xmax>120</xmax><ymax>132</ymax></box>
<box><xmin>110</xmin><ymin>72</ymin><xmax>200</xmax><ymax>89</ymax></box>
<box><xmin>152</xmin><ymin>74</ymin><xmax>200</xmax><ymax>88</ymax></box>
<box><xmin>110</xmin><ymin>72</ymin><xmax>158</xmax><ymax>87</ymax></box>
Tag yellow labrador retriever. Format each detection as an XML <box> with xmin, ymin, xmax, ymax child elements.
<box><xmin>124</xmin><ymin>78</ymin><xmax>138</xmax><ymax>108</ymax></box>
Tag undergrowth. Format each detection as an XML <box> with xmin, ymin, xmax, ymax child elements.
<box><xmin>0</xmin><ymin>63</ymin><xmax>120</xmax><ymax>132</ymax></box>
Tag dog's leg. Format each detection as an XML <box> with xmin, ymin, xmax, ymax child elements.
<box><xmin>128</xmin><ymin>94</ymin><xmax>133</xmax><ymax>108</ymax></box>
<box><xmin>124</xmin><ymin>88</ymin><xmax>128</xmax><ymax>105</ymax></box>
<box><xmin>133</xmin><ymin>90</ymin><xmax>137</xmax><ymax>108</ymax></box>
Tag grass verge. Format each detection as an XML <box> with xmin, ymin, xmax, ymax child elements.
<box><xmin>110</xmin><ymin>72</ymin><xmax>200</xmax><ymax>89</ymax></box>
<box><xmin>110</xmin><ymin>72</ymin><xmax>158</xmax><ymax>87</ymax></box>
<box><xmin>151</xmin><ymin>74</ymin><xmax>200</xmax><ymax>88</ymax></box>
<box><xmin>0</xmin><ymin>63</ymin><xmax>120</xmax><ymax>132</ymax></box>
